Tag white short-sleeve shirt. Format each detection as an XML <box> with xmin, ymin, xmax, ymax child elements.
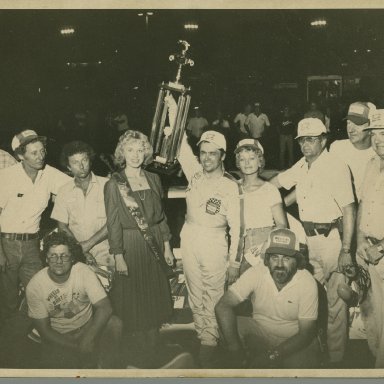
<box><xmin>51</xmin><ymin>173</ymin><xmax>112</xmax><ymax>267</ymax></box>
<box><xmin>277</xmin><ymin>150</ymin><xmax>355</xmax><ymax>222</ymax></box>
<box><xmin>330</xmin><ymin>139</ymin><xmax>375</xmax><ymax>201</ymax></box>
<box><xmin>0</xmin><ymin>163</ymin><xmax>71</xmax><ymax>233</ymax></box>
<box><xmin>230</xmin><ymin>263</ymin><xmax>318</xmax><ymax>344</ymax></box>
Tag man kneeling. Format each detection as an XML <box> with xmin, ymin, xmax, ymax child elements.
<box><xmin>26</xmin><ymin>232</ymin><xmax>122</xmax><ymax>369</ymax></box>
<box><xmin>215</xmin><ymin>228</ymin><xmax>320</xmax><ymax>368</ymax></box>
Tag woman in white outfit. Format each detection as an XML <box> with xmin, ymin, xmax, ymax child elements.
<box><xmin>235</xmin><ymin>138</ymin><xmax>288</xmax><ymax>273</ymax></box>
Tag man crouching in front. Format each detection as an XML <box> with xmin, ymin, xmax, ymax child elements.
<box><xmin>26</xmin><ymin>232</ymin><xmax>122</xmax><ymax>369</ymax></box>
<box><xmin>215</xmin><ymin>228</ymin><xmax>321</xmax><ymax>368</ymax></box>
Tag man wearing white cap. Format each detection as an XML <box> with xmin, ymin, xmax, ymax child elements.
<box><xmin>356</xmin><ymin>109</ymin><xmax>384</xmax><ymax>367</ymax></box>
<box><xmin>178</xmin><ymin>130</ymin><xmax>241</xmax><ymax>367</ymax></box>
<box><xmin>270</xmin><ymin>118</ymin><xmax>356</xmax><ymax>365</ymax></box>
<box><xmin>330</xmin><ymin>102</ymin><xmax>376</xmax><ymax>201</ymax></box>
<box><xmin>0</xmin><ymin>129</ymin><xmax>70</xmax><ymax>320</ymax></box>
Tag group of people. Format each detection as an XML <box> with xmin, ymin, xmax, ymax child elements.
<box><xmin>0</xmin><ymin>98</ymin><xmax>382</xmax><ymax>370</ymax></box>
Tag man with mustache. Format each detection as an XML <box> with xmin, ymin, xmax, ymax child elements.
<box><xmin>215</xmin><ymin>228</ymin><xmax>319</xmax><ymax>368</ymax></box>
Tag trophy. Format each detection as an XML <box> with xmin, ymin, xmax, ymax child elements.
<box><xmin>148</xmin><ymin>40</ymin><xmax>194</xmax><ymax>174</ymax></box>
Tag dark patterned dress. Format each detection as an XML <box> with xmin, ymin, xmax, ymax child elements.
<box><xmin>104</xmin><ymin>170</ymin><xmax>173</xmax><ymax>331</ymax></box>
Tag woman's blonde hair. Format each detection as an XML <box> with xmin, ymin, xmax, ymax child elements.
<box><xmin>235</xmin><ymin>146</ymin><xmax>265</xmax><ymax>172</ymax></box>
<box><xmin>114</xmin><ymin>130</ymin><xmax>153</xmax><ymax>167</ymax></box>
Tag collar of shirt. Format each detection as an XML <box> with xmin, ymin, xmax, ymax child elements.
<box><xmin>300</xmin><ymin>148</ymin><xmax>329</xmax><ymax>172</ymax></box>
<box><xmin>18</xmin><ymin>161</ymin><xmax>45</xmax><ymax>184</ymax></box>
<box><xmin>71</xmin><ymin>171</ymin><xmax>98</xmax><ymax>192</ymax></box>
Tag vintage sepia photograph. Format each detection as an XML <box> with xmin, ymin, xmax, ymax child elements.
<box><xmin>0</xmin><ymin>0</ymin><xmax>383</xmax><ymax>378</ymax></box>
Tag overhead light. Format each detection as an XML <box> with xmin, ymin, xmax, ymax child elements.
<box><xmin>310</xmin><ymin>19</ymin><xmax>327</xmax><ymax>27</ymax></box>
<box><xmin>184</xmin><ymin>23</ymin><xmax>199</xmax><ymax>30</ymax></box>
<box><xmin>60</xmin><ymin>27</ymin><xmax>75</xmax><ymax>35</ymax></box>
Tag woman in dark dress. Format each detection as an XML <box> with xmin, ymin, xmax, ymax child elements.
<box><xmin>104</xmin><ymin>130</ymin><xmax>174</xmax><ymax>367</ymax></box>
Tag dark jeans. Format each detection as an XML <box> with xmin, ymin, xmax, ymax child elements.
<box><xmin>40</xmin><ymin>315</ymin><xmax>123</xmax><ymax>369</ymax></box>
<box><xmin>0</xmin><ymin>238</ymin><xmax>42</xmax><ymax>320</ymax></box>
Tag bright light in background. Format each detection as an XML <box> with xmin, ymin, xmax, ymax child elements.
<box><xmin>184</xmin><ymin>23</ymin><xmax>199</xmax><ymax>30</ymax></box>
<box><xmin>367</xmin><ymin>49</ymin><xmax>371</xmax><ymax>53</ymax></box>
<box><xmin>354</xmin><ymin>49</ymin><xmax>358</xmax><ymax>53</ymax></box>
<box><xmin>60</xmin><ymin>27</ymin><xmax>75</xmax><ymax>35</ymax></box>
<box><xmin>310</xmin><ymin>19</ymin><xmax>327</xmax><ymax>27</ymax></box>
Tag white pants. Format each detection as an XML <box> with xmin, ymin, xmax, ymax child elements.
<box><xmin>180</xmin><ymin>222</ymin><xmax>228</xmax><ymax>346</ymax></box>
<box><xmin>358</xmin><ymin>257</ymin><xmax>384</xmax><ymax>367</ymax></box>
<box><xmin>306</xmin><ymin>228</ymin><xmax>348</xmax><ymax>363</ymax></box>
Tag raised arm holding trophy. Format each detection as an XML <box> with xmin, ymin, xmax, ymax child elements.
<box><xmin>148</xmin><ymin>40</ymin><xmax>194</xmax><ymax>174</ymax></box>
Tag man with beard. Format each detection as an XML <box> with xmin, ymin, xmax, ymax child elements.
<box><xmin>215</xmin><ymin>228</ymin><xmax>319</xmax><ymax>368</ymax></box>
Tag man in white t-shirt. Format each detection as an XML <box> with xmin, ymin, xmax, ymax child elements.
<box><xmin>215</xmin><ymin>228</ymin><xmax>319</xmax><ymax>368</ymax></box>
<box><xmin>186</xmin><ymin>107</ymin><xmax>209</xmax><ymax>140</ymax></box>
<box><xmin>26</xmin><ymin>232</ymin><xmax>122</xmax><ymax>368</ymax></box>
<box><xmin>244</xmin><ymin>102</ymin><xmax>270</xmax><ymax>140</ymax></box>
<box><xmin>233</xmin><ymin>103</ymin><xmax>252</xmax><ymax>137</ymax></box>
<box><xmin>330</xmin><ymin>101</ymin><xmax>376</xmax><ymax>201</ymax></box>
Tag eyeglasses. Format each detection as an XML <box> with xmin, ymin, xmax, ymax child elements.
<box><xmin>297</xmin><ymin>136</ymin><xmax>321</xmax><ymax>145</ymax></box>
<box><xmin>47</xmin><ymin>254</ymin><xmax>71</xmax><ymax>263</ymax></box>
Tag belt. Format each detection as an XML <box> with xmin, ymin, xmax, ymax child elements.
<box><xmin>1</xmin><ymin>232</ymin><xmax>39</xmax><ymax>241</ymax></box>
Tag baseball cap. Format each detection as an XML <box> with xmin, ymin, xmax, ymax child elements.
<box><xmin>196</xmin><ymin>130</ymin><xmax>226</xmax><ymax>151</ymax></box>
<box><xmin>344</xmin><ymin>102</ymin><xmax>373</xmax><ymax>125</ymax></box>
<box><xmin>11</xmin><ymin>129</ymin><xmax>47</xmax><ymax>151</ymax></box>
<box><xmin>295</xmin><ymin>118</ymin><xmax>327</xmax><ymax>139</ymax></box>
<box><xmin>265</xmin><ymin>228</ymin><xmax>300</xmax><ymax>257</ymax></box>
<box><xmin>234</xmin><ymin>138</ymin><xmax>264</xmax><ymax>154</ymax></box>
<box><xmin>363</xmin><ymin>109</ymin><xmax>384</xmax><ymax>131</ymax></box>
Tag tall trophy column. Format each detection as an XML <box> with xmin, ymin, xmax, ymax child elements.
<box><xmin>148</xmin><ymin>40</ymin><xmax>194</xmax><ymax>174</ymax></box>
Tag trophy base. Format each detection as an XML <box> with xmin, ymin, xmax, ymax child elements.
<box><xmin>145</xmin><ymin>160</ymin><xmax>181</xmax><ymax>175</ymax></box>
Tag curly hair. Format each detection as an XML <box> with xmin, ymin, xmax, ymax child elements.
<box><xmin>235</xmin><ymin>146</ymin><xmax>265</xmax><ymax>172</ymax></box>
<box><xmin>42</xmin><ymin>231</ymin><xmax>85</xmax><ymax>265</ymax></box>
<box><xmin>60</xmin><ymin>140</ymin><xmax>96</xmax><ymax>169</ymax></box>
<box><xmin>114</xmin><ymin>130</ymin><xmax>153</xmax><ymax>167</ymax></box>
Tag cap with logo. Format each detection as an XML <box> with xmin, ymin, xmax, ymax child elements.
<box><xmin>11</xmin><ymin>130</ymin><xmax>47</xmax><ymax>152</ymax></box>
<box><xmin>363</xmin><ymin>109</ymin><xmax>384</xmax><ymax>131</ymax></box>
<box><xmin>345</xmin><ymin>102</ymin><xmax>374</xmax><ymax>126</ymax></box>
<box><xmin>196</xmin><ymin>130</ymin><xmax>226</xmax><ymax>152</ymax></box>
<box><xmin>295</xmin><ymin>118</ymin><xmax>327</xmax><ymax>139</ymax></box>
<box><xmin>234</xmin><ymin>138</ymin><xmax>264</xmax><ymax>154</ymax></box>
<box><xmin>265</xmin><ymin>228</ymin><xmax>300</xmax><ymax>257</ymax></box>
